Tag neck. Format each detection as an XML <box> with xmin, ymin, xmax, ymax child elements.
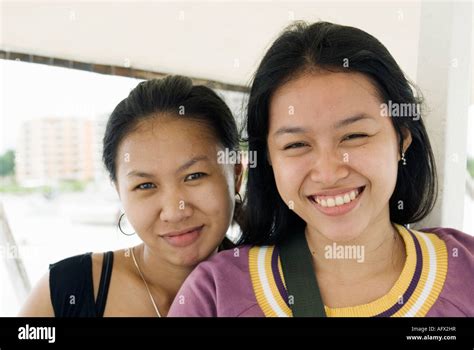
<box><xmin>306</xmin><ymin>214</ymin><xmax>406</xmax><ymax>284</ymax></box>
<box><xmin>133</xmin><ymin>244</ymin><xmax>194</xmax><ymax>315</ymax></box>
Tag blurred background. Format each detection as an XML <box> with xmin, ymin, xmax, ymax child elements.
<box><xmin>0</xmin><ymin>0</ymin><xmax>473</xmax><ymax>316</ymax></box>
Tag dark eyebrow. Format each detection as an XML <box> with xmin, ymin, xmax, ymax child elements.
<box><xmin>273</xmin><ymin>126</ymin><xmax>308</xmax><ymax>138</ymax></box>
<box><xmin>334</xmin><ymin>115</ymin><xmax>374</xmax><ymax>129</ymax></box>
<box><xmin>127</xmin><ymin>170</ymin><xmax>155</xmax><ymax>178</ymax></box>
<box><xmin>127</xmin><ymin>156</ymin><xmax>210</xmax><ymax>178</ymax></box>
<box><xmin>176</xmin><ymin>155</ymin><xmax>210</xmax><ymax>173</ymax></box>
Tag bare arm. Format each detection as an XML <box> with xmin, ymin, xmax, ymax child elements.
<box><xmin>18</xmin><ymin>272</ymin><xmax>55</xmax><ymax>317</ymax></box>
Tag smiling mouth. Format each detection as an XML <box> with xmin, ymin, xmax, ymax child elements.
<box><xmin>161</xmin><ymin>225</ymin><xmax>204</xmax><ymax>248</ymax></box>
<box><xmin>308</xmin><ymin>186</ymin><xmax>366</xmax><ymax>208</ymax></box>
<box><xmin>162</xmin><ymin>225</ymin><xmax>204</xmax><ymax>238</ymax></box>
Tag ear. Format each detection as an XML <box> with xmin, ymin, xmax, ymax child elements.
<box><xmin>234</xmin><ymin>163</ymin><xmax>244</xmax><ymax>193</ymax></box>
<box><xmin>401</xmin><ymin>127</ymin><xmax>413</xmax><ymax>155</ymax></box>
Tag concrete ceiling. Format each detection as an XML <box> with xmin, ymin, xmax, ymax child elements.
<box><xmin>1</xmin><ymin>0</ymin><xmax>422</xmax><ymax>86</ymax></box>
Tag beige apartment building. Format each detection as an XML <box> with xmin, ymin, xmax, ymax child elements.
<box><xmin>15</xmin><ymin>117</ymin><xmax>103</xmax><ymax>187</ymax></box>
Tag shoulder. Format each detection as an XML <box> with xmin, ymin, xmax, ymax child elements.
<box><xmin>169</xmin><ymin>245</ymin><xmax>261</xmax><ymax>317</ymax></box>
<box><xmin>195</xmin><ymin>245</ymin><xmax>251</xmax><ymax>276</ymax></box>
<box><xmin>182</xmin><ymin>245</ymin><xmax>253</xmax><ymax>291</ymax></box>
<box><xmin>51</xmin><ymin>250</ymin><xmax>116</xmax><ymax>317</ymax></box>
<box><xmin>49</xmin><ymin>252</ymin><xmax>93</xmax><ymax>272</ymax></box>
<box><xmin>19</xmin><ymin>250</ymin><xmax>118</xmax><ymax>317</ymax></box>
<box><xmin>18</xmin><ymin>271</ymin><xmax>54</xmax><ymax>316</ymax></box>
<box><xmin>419</xmin><ymin>226</ymin><xmax>474</xmax><ymax>262</ymax></box>
<box><xmin>49</xmin><ymin>252</ymin><xmax>95</xmax><ymax>293</ymax></box>
<box><xmin>50</xmin><ymin>250</ymin><xmax>117</xmax><ymax>285</ymax></box>
<box><xmin>18</xmin><ymin>252</ymin><xmax>94</xmax><ymax>317</ymax></box>
<box><xmin>419</xmin><ymin>227</ymin><xmax>474</xmax><ymax>316</ymax></box>
<box><xmin>420</xmin><ymin>226</ymin><xmax>474</xmax><ymax>248</ymax></box>
<box><xmin>48</xmin><ymin>252</ymin><xmax>94</xmax><ymax>317</ymax></box>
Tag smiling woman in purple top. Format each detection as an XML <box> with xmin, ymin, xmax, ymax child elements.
<box><xmin>168</xmin><ymin>22</ymin><xmax>474</xmax><ymax>317</ymax></box>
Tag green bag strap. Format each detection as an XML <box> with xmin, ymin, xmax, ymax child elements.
<box><xmin>278</xmin><ymin>226</ymin><xmax>326</xmax><ymax>317</ymax></box>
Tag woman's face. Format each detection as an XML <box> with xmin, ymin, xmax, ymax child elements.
<box><xmin>267</xmin><ymin>71</ymin><xmax>410</xmax><ymax>242</ymax></box>
<box><xmin>115</xmin><ymin>115</ymin><xmax>240</xmax><ymax>267</ymax></box>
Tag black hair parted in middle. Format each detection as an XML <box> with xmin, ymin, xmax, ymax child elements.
<box><xmin>240</xmin><ymin>21</ymin><xmax>437</xmax><ymax>246</ymax></box>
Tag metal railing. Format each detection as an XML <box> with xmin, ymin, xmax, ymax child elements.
<box><xmin>0</xmin><ymin>201</ymin><xmax>31</xmax><ymax>304</ymax></box>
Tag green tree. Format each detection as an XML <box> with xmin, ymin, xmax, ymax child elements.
<box><xmin>0</xmin><ymin>150</ymin><xmax>15</xmax><ymax>176</ymax></box>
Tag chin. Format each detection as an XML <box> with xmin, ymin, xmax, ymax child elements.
<box><xmin>322</xmin><ymin>231</ymin><xmax>362</xmax><ymax>243</ymax></box>
<box><xmin>173</xmin><ymin>246</ymin><xmax>216</xmax><ymax>268</ymax></box>
<box><xmin>310</xmin><ymin>220</ymin><xmax>366</xmax><ymax>243</ymax></box>
<box><xmin>171</xmin><ymin>255</ymin><xmax>200</xmax><ymax>268</ymax></box>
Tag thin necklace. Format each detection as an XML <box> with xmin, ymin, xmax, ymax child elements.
<box><xmin>131</xmin><ymin>247</ymin><xmax>162</xmax><ymax>317</ymax></box>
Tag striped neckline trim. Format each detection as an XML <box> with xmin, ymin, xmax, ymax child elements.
<box><xmin>248</xmin><ymin>224</ymin><xmax>448</xmax><ymax>317</ymax></box>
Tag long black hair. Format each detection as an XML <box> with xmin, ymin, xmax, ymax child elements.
<box><xmin>240</xmin><ymin>21</ymin><xmax>437</xmax><ymax>245</ymax></box>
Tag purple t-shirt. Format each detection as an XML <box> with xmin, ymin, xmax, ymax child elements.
<box><xmin>168</xmin><ymin>226</ymin><xmax>474</xmax><ymax>317</ymax></box>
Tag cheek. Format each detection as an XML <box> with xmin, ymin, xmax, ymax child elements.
<box><xmin>271</xmin><ymin>156</ymin><xmax>307</xmax><ymax>202</ymax></box>
<box><xmin>347</xmin><ymin>141</ymin><xmax>399</xmax><ymax>193</ymax></box>
<box><xmin>192</xmin><ymin>178</ymin><xmax>234</xmax><ymax>225</ymax></box>
<box><xmin>121</xmin><ymin>192</ymin><xmax>157</xmax><ymax>232</ymax></box>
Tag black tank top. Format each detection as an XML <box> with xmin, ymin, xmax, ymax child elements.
<box><xmin>49</xmin><ymin>251</ymin><xmax>114</xmax><ymax>317</ymax></box>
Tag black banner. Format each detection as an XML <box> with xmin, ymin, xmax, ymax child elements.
<box><xmin>0</xmin><ymin>317</ymin><xmax>472</xmax><ymax>346</ymax></box>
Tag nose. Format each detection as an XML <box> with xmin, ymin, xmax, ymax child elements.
<box><xmin>309</xmin><ymin>149</ymin><xmax>349</xmax><ymax>186</ymax></box>
<box><xmin>159</xmin><ymin>189</ymin><xmax>193</xmax><ymax>223</ymax></box>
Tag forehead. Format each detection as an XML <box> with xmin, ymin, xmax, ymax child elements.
<box><xmin>116</xmin><ymin>115</ymin><xmax>220</xmax><ymax>170</ymax></box>
<box><xmin>269</xmin><ymin>71</ymin><xmax>382</xmax><ymax>127</ymax></box>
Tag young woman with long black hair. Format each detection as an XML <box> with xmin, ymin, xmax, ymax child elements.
<box><xmin>169</xmin><ymin>22</ymin><xmax>474</xmax><ymax>317</ymax></box>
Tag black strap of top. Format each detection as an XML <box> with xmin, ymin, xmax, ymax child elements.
<box><xmin>95</xmin><ymin>251</ymin><xmax>114</xmax><ymax>317</ymax></box>
<box><xmin>278</xmin><ymin>226</ymin><xmax>326</xmax><ymax>317</ymax></box>
<box><xmin>49</xmin><ymin>253</ymin><xmax>96</xmax><ymax>317</ymax></box>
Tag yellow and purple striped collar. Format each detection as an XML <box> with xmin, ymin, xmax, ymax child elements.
<box><xmin>248</xmin><ymin>224</ymin><xmax>448</xmax><ymax>317</ymax></box>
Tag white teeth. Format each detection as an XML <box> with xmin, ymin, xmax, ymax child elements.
<box><xmin>343</xmin><ymin>194</ymin><xmax>351</xmax><ymax>203</ymax></box>
<box><xmin>312</xmin><ymin>187</ymin><xmax>363</xmax><ymax>208</ymax></box>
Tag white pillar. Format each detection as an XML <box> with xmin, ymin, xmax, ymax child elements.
<box><xmin>416</xmin><ymin>1</ymin><xmax>472</xmax><ymax>230</ymax></box>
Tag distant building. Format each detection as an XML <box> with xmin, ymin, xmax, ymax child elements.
<box><xmin>93</xmin><ymin>114</ymin><xmax>110</xmax><ymax>184</ymax></box>
<box><xmin>15</xmin><ymin>117</ymin><xmax>99</xmax><ymax>186</ymax></box>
